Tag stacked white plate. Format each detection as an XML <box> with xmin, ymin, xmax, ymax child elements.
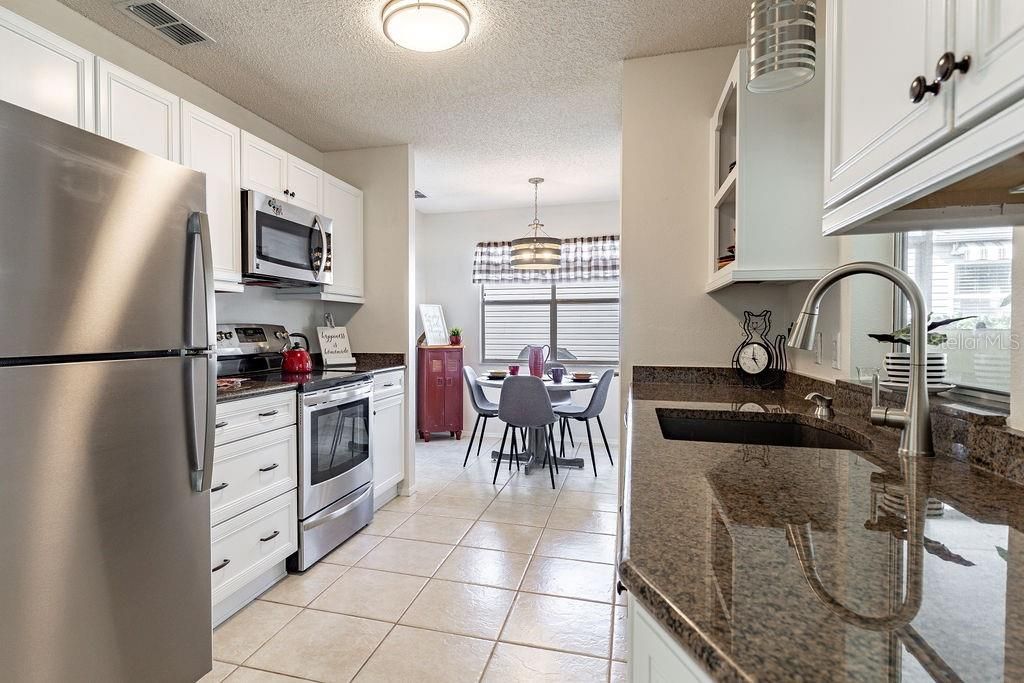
<box><xmin>883</xmin><ymin>352</ymin><xmax>954</xmax><ymax>393</ymax></box>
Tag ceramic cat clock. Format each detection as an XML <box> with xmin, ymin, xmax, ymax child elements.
<box><xmin>732</xmin><ymin>310</ymin><xmax>787</xmax><ymax>387</ymax></box>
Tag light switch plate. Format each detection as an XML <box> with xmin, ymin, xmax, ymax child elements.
<box><xmin>814</xmin><ymin>332</ymin><xmax>823</xmax><ymax>365</ymax></box>
<box><xmin>831</xmin><ymin>333</ymin><xmax>841</xmax><ymax>370</ymax></box>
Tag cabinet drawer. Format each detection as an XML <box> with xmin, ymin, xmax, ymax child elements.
<box><xmin>211</xmin><ymin>426</ymin><xmax>297</xmax><ymax>526</ymax></box>
<box><xmin>211</xmin><ymin>490</ymin><xmax>297</xmax><ymax>606</ymax></box>
<box><xmin>215</xmin><ymin>392</ymin><xmax>296</xmax><ymax>445</ymax></box>
<box><xmin>373</xmin><ymin>370</ymin><xmax>404</xmax><ymax>398</ymax></box>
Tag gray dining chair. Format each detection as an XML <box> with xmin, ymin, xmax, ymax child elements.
<box><xmin>544</xmin><ymin>360</ymin><xmax>576</xmax><ymax>448</ymax></box>
<box><xmin>554</xmin><ymin>369</ymin><xmax>614</xmax><ymax>476</ymax></box>
<box><xmin>495</xmin><ymin>375</ymin><xmax>560</xmax><ymax>489</ymax></box>
<box><xmin>463</xmin><ymin>366</ymin><xmax>499</xmax><ymax>467</ymax></box>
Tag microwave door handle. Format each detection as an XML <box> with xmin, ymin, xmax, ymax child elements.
<box><xmin>186</xmin><ymin>211</ymin><xmax>215</xmax><ymax>349</ymax></box>
<box><xmin>312</xmin><ymin>216</ymin><xmax>327</xmax><ymax>282</ymax></box>
<box><xmin>186</xmin><ymin>352</ymin><xmax>216</xmax><ymax>492</ymax></box>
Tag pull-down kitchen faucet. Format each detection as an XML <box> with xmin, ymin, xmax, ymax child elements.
<box><xmin>789</xmin><ymin>261</ymin><xmax>933</xmax><ymax>457</ymax></box>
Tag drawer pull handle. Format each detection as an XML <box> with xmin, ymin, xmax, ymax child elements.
<box><xmin>383</xmin><ymin>383</ymin><xmax>395</xmax><ymax>387</ymax></box>
<box><xmin>215</xmin><ymin>421</ymin><xmax>228</xmax><ymax>428</ymax></box>
<box><xmin>258</xmin><ymin>410</ymin><xmax>279</xmax><ymax>418</ymax></box>
<box><xmin>212</xmin><ymin>559</ymin><xmax>231</xmax><ymax>573</ymax></box>
<box><xmin>260</xmin><ymin>530</ymin><xmax>280</xmax><ymax>543</ymax></box>
<box><xmin>258</xmin><ymin>463</ymin><xmax>279</xmax><ymax>473</ymax></box>
<box><xmin>211</xmin><ymin>482</ymin><xmax>229</xmax><ymax>492</ymax></box>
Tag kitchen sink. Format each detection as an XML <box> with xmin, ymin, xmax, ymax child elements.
<box><xmin>656</xmin><ymin>411</ymin><xmax>871</xmax><ymax>451</ymax></box>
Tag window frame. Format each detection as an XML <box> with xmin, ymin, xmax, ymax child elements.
<box><xmin>893</xmin><ymin>232</ymin><xmax>1011</xmax><ymax>402</ymax></box>
<box><xmin>479</xmin><ymin>280</ymin><xmax>620</xmax><ymax>366</ymax></box>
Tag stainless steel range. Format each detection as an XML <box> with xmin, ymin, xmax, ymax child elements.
<box><xmin>217</xmin><ymin>323</ymin><xmax>374</xmax><ymax>571</ymax></box>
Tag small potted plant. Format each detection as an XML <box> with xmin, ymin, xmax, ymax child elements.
<box><xmin>449</xmin><ymin>327</ymin><xmax>463</xmax><ymax>346</ymax></box>
<box><xmin>868</xmin><ymin>315</ymin><xmax>973</xmax><ymax>388</ymax></box>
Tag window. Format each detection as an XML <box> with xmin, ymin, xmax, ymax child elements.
<box><xmin>481</xmin><ymin>280</ymin><xmax>620</xmax><ymax>363</ymax></box>
<box><xmin>899</xmin><ymin>227</ymin><xmax>1013</xmax><ymax>394</ymax></box>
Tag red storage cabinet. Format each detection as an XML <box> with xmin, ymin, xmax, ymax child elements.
<box><xmin>417</xmin><ymin>346</ymin><xmax>463</xmax><ymax>441</ymax></box>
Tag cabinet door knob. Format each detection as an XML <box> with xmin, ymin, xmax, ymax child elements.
<box><xmin>909</xmin><ymin>75</ymin><xmax>941</xmax><ymax>103</ymax></box>
<box><xmin>935</xmin><ymin>51</ymin><xmax>970</xmax><ymax>82</ymax></box>
<box><xmin>283</xmin><ymin>189</ymin><xmax>290</xmax><ymax>196</ymax></box>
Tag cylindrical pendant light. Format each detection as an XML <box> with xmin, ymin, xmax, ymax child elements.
<box><xmin>511</xmin><ymin>178</ymin><xmax>561</xmax><ymax>270</ymax></box>
<box><xmin>747</xmin><ymin>0</ymin><xmax>817</xmax><ymax>93</ymax></box>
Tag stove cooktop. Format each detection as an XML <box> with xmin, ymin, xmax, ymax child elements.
<box><xmin>245</xmin><ymin>369</ymin><xmax>372</xmax><ymax>394</ymax></box>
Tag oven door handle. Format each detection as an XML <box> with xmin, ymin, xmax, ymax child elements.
<box><xmin>302</xmin><ymin>485</ymin><xmax>373</xmax><ymax>531</ymax></box>
<box><xmin>312</xmin><ymin>216</ymin><xmax>327</xmax><ymax>282</ymax></box>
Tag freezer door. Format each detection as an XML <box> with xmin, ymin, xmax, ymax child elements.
<box><xmin>0</xmin><ymin>99</ymin><xmax>210</xmax><ymax>358</ymax></box>
<box><xmin>0</xmin><ymin>355</ymin><xmax>213</xmax><ymax>682</ymax></box>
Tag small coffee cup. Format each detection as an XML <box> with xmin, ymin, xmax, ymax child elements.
<box><xmin>550</xmin><ymin>367</ymin><xmax>565</xmax><ymax>383</ymax></box>
<box><xmin>508</xmin><ymin>365</ymin><xmax>520</xmax><ymax>376</ymax></box>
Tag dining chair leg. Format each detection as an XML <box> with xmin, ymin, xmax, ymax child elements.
<box><xmin>559</xmin><ymin>418</ymin><xmax>567</xmax><ymax>458</ymax></box>
<box><xmin>596</xmin><ymin>415</ymin><xmax>614</xmax><ymax>465</ymax></box>
<box><xmin>544</xmin><ymin>427</ymin><xmax>556</xmax><ymax>489</ymax></box>
<box><xmin>547</xmin><ymin>425</ymin><xmax>559</xmax><ymax>475</ymax></box>
<box><xmin>493</xmin><ymin>423</ymin><xmax>509</xmax><ymax>485</ymax></box>
<box><xmin>510</xmin><ymin>429</ymin><xmax>518</xmax><ymax>471</ymax></box>
<box><xmin>476</xmin><ymin>417</ymin><xmax>489</xmax><ymax>458</ymax></box>
<box><xmin>584</xmin><ymin>419</ymin><xmax>597</xmax><ymax>477</ymax></box>
<box><xmin>464</xmin><ymin>414</ymin><xmax>481</xmax><ymax>467</ymax></box>
<box><xmin>566</xmin><ymin>420</ymin><xmax>575</xmax><ymax>447</ymax></box>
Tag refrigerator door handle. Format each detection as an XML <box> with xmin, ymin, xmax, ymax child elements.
<box><xmin>186</xmin><ymin>211</ymin><xmax>216</xmax><ymax>350</ymax></box>
<box><xmin>186</xmin><ymin>352</ymin><xmax>217</xmax><ymax>492</ymax></box>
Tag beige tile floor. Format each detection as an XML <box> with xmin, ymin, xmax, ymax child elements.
<box><xmin>205</xmin><ymin>433</ymin><xmax>625</xmax><ymax>683</ymax></box>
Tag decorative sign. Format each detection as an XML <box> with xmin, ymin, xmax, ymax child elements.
<box><xmin>317</xmin><ymin>326</ymin><xmax>356</xmax><ymax>367</ymax></box>
<box><xmin>419</xmin><ymin>304</ymin><xmax>449</xmax><ymax>347</ymax></box>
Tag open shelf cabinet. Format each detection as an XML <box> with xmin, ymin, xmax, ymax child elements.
<box><xmin>705</xmin><ymin>49</ymin><xmax>838</xmax><ymax>293</ymax></box>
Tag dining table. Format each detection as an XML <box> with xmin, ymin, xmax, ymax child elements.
<box><xmin>475</xmin><ymin>374</ymin><xmax>600</xmax><ymax>474</ymax></box>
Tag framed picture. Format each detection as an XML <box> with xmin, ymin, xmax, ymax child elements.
<box><xmin>419</xmin><ymin>304</ymin><xmax>449</xmax><ymax>346</ymax></box>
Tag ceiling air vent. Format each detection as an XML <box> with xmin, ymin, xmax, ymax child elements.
<box><xmin>115</xmin><ymin>1</ymin><xmax>213</xmax><ymax>46</ymax></box>
<box><xmin>414</xmin><ymin>190</ymin><xmax>427</xmax><ymax>199</ymax></box>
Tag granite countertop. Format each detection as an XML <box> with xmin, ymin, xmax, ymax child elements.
<box><xmin>216</xmin><ymin>354</ymin><xmax>406</xmax><ymax>403</ymax></box>
<box><xmin>621</xmin><ymin>379</ymin><xmax>1024</xmax><ymax>682</ymax></box>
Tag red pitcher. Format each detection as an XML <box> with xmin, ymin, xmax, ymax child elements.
<box><xmin>527</xmin><ymin>344</ymin><xmax>550</xmax><ymax>378</ymax></box>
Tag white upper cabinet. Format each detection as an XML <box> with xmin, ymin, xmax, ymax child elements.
<box><xmin>953</xmin><ymin>0</ymin><xmax>1024</xmax><ymax>127</ymax></box>
<box><xmin>240</xmin><ymin>131</ymin><xmax>288</xmax><ymax>198</ymax></box>
<box><xmin>181</xmin><ymin>101</ymin><xmax>243</xmax><ymax>291</ymax></box>
<box><xmin>0</xmin><ymin>6</ymin><xmax>94</xmax><ymax>130</ymax></box>
<box><xmin>823</xmin><ymin>0</ymin><xmax>953</xmax><ymax>209</ymax></box>
<box><xmin>241</xmin><ymin>131</ymin><xmax>322</xmax><ymax>212</ymax></box>
<box><xmin>97</xmin><ymin>59</ymin><xmax>180</xmax><ymax>162</ymax></box>
<box><xmin>825</xmin><ymin>2</ymin><xmax>1024</xmax><ymax>234</ymax></box>
<box><xmin>323</xmin><ymin>174</ymin><xmax>364</xmax><ymax>301</ymax></box>
<box><xmin>286</xmin><ymin>156</ymin><xmax>323</xmax><ymax>213</ymax></box>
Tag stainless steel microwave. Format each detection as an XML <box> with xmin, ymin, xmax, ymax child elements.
<box><xmin>243</xmin><ymin>190</ymin><xmax>333</xmax><ymax>286</ymax></box>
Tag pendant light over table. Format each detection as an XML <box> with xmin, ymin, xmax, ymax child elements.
<box><xmin>747</xmin><ymin>0</ymin><xmax>817</xmax><ymax>93</ymax></box>
<box><xmin>511</xmin><ymin>178</ymin><xmax>561</xmax><ymax>270</ymax></box>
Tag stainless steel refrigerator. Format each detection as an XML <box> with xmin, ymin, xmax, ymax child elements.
<box><xmin>0</xmin><ymin>99</ymin><xmax>216</xmax><ymax>681</ymax></box>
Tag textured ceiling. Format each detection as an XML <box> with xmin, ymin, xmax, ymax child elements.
<box><xmin>58</xmin><ymin>0</ymin><xmax>747</xmax><ymax>212</ymax></box>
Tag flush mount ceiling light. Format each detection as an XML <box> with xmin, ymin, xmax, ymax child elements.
<box><xmin>511</xmin><ymin>178</ymin><xmax>562</xmax><ymax>270</ymax></box>
<box><xmin>747</xmin><ymin>0</ymin><xmax>817</xmax><ymax>93</ymax></box>
<box><xmin>382</xmin><ymin>0</ymin><xmax>470</xmax><ymax>53</ymax></box>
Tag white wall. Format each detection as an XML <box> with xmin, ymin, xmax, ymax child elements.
<box><xmin>620</xmin><ymin>46</ymin><xmax>793</xmax><ymax>391</ymax></box>
<box><xmin>0</xmin><ymin>0</ymin><xmax>322</xmax><ymax>166</ymax></box>
<box><xmin>417</xmin><ymin>201</ymin><xmax>623</xmax><ymax>444</ymax></box>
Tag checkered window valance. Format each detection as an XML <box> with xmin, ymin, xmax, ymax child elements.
<box><xmin>472</xmin><ymin>235</ymin><xmax>620</xmax><ymax>283</ymax></box>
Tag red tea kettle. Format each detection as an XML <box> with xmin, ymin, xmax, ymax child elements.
<box><xmin>282</xmin><ymin>333</ymin><xmax>313</xmax><ymax>373</ymax></box>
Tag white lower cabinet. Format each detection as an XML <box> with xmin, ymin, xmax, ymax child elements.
<box><xmin>212</xmin><ymin>393</ymin><xmax>298</xmax><ymax>626</ymax></box>
<box><xmin>372</xmin><ymin>371</ymin><xmax>405</xmax><ymax>508</ymax></box>
<box><xmin>629</xmin><ymin>595</ymin><xmax>713</xmax><ymax>683</ymax></box>
<box><xmin>211</xmin><ymin>489</ymin><xmax>297</xmax><ymax>606</ymax></box>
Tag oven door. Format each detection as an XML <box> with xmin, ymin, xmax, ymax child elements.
<box><xmin>244</xmin><ymin>190</ymin><xmax>333</xmax><ymax>285</ymax></box>
<box><xmin>299</xmin><ymin>382</ymin><xmax>373</xmax><ymax>519</ymax></box>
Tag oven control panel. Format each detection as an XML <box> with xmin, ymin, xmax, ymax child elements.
<box><xmin>215</xmin><ymin>323</ymin><xmax>289</xmax><ymax>355</ymax></box>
